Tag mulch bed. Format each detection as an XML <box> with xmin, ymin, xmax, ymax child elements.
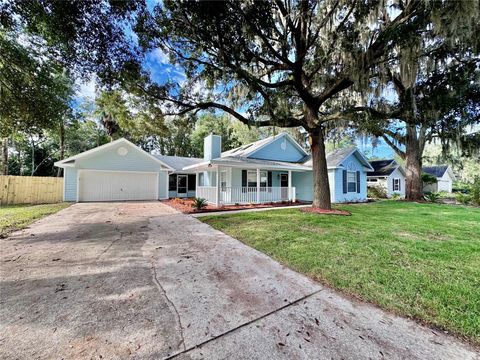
<box><xmin>162</xmin><ymin>198</ymin><xmax>307</xmax><ymax>214</ymax></box>
<box><xmin>299</xmin><ymin>207</ymin><xmax>351</xmax><ymax>216</ymax></box>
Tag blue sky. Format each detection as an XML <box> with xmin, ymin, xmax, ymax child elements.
<box><xmin>356</xmin><ymin>138</ymin><xmax>396</xmax><ymax>159</ymax></box>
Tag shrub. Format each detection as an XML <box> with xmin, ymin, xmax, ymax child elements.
<box><xmin>456</xmin><ymin>193</ymin><xmax>472</xmax><ymax>205</ymax></box>
<box><xmin>368</xmin><ymin>186</ymin><xmax>387</xmax><ymax>199</ymax></box>
<box><xmin>422</xmin><ymin>173</ymin><xmax>438</xmax><ymax>185</ymax></box>
<box><xmin>191</xmin><ymin>197</ymin><xmax>208</xmax><ymax>210</ymax></box>
<box><xmin>437</xmin><ymin>190</ymin><xmax>450</xmax><ymax>198</ymax></box>
<box><xmin>424</xmin><ymin>191</ymin><xmax>441</xmax><ymax>203</ymax></box>
<box><xmin>391</xmin><ymin>193</ymin><xmax>402</xmax><ymax>200</ymax></box>
<box><xmin>471</xmin><ymin>176</ymin><xmax>480</xmax><ymax>206</ymax></box>
<box><xmin>453</xmin><ymin>182</ymin><xmax>470</xmax><ymax>194</ymax></box>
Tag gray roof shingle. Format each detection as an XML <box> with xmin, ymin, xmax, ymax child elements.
<box><xmin>368</xmin><ymin>159</ymin><xmax>397</xmax><ymax>176</ymax></box>
<box><xmin>302</xmin><ymin>146</ymin><xmax>360</xmax><ymax>168</ymax></box>
<box><xmin>153</xmin><ymin>155</ymin><xmax>203</xmax><ymax>172</ymax></box>
<box><xmin>422</xmin><ymin>165</ymin><xmax>449</xmax><ymax>178</ymax></box>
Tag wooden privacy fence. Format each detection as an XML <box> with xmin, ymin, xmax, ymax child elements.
<box><xmin>0</xmin><ymin>175</ymin><xmax>63</xmax><ymax>205</ymax></box>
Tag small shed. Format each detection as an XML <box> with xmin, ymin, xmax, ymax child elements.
<box><xmin>367</xmin><ymin>159</ymin><xmax>406</xmax><ymax>198</ymax></box>
<box><xmin>422</xmin><ymin>165</ymin><xmax>456</xmax><ymax>193</ymax></box>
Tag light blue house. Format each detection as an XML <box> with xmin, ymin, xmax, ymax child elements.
<box><xmin>187</xmin><ymin>133</ymin><xmax>373</xmax><ymax>205</ymax></box>
<box><xmin>55</xmin><ymin>133</ymin><xmax>373</xmax><ymax>204</ymax></box>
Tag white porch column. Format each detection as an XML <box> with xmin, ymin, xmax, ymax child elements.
<box><xmin>256</xmin><ymin>168</ymin><xmax>260</xmax><ymax>203</ymax></box>
<box><xmin>288</xmin><ymin>170</ymin><xmax>292</xmax><ymax>201</ymax></box>
<box><xmin>215</xmin><ymin>167</ymin><xmax>221</xmax><ymax>206</ymax></box>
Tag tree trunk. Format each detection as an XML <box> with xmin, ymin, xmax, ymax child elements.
<box><xmin>404</xmin><ymin>125</ymin><xmax>423</xmax><ymax>201</ymax></box>
<box><xmin>310</xmin><ymin>125</ymin><xmax>332</xmax><ymax>209</ymax></box>
<box><xmin>31</xmin><ymin>139</ymin><xmax>35</xmax><ymax>176</ymax></box>
<box><xmin>57</xmin><ymin>121</ymin><xmax>65</xmax><ymax>177</ymax></box>
<box><xmin>1</xmin><ymin>138</ymin><xmax>8</xmax><ymax>175</ymax></box>
<box><xmin>19</xmin><ymin>147</ymin><xmax>23</xmax><ymax>176</ymax></box>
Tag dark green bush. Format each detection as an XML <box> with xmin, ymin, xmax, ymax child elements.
<box><xmin>471</xmin><ymin>176</ymin><xmax>480</xmax><ymax>206</ymax></box>
<box><xmin>456</xmin><ymin>193</ymin><xmax>472</xmax><ymax>205</ymax></box>
<box><xmin>424</xmin><ymin>191</ymin><xmax>441</xmax><ymax>203</ymax></box>
<box><xmin>422</xmin><ymin>173</ymin><xmax>438</xmax><ymax>185</ymax></box>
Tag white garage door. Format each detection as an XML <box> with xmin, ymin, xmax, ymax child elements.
<box><xmin>78</xmin><ymin>170</ymin><xmax>158</xmax><ymax>202</ymax></box>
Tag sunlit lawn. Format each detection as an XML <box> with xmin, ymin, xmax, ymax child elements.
<box><xmin>201</xmin><ymin>201</ymin><xmax>480</xmax><ymax>344</ymax></box>
<box><xmin>0</xmin><ymin>203</ymin><xmax>70</xmax><ymax>238</ymax></box>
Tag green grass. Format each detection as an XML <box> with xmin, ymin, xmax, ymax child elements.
<box><xmin>201</xmin><ymin>201</ymin><xmax>480</xmax><ymax>344</ymax></box>
<box><xmin>0</xmin><ymin>203</ymin><xmax>70</xmax><ymax>238</ymax></box>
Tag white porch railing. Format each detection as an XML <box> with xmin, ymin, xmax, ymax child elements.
<box><xmin>196</xmin><ymin>186</ymin><xmax>217</xmax><ymax>203</ymax></box>
<box><xmin>196</xmin><ymin>186</ymin><xmax>296</xmax><ymax>205</ymax></box>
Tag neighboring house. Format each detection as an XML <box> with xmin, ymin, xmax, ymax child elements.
<box><xmin>55</xmin><ymin>133</ymin><xmax>373</xmax><ymax>204</ymax></box>
<box><xmin>422</xmin><ymin>165</ymin><xmax>456</xmax><ymax>193</ymax></box>
<box><xmin>367</xmin><ymin>159</ymin><xmax>406</xmax><ymax>198</ymax></box>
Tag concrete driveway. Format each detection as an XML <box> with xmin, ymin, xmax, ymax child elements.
<box><xmin>0</xmin><ymin>202</ymin><xmax>477</xmax><ymax>360</ymax></box>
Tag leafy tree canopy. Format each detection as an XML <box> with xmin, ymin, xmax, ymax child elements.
<box><xmin>121</xmin><ymin>0</ymin><xmax>444</xmax><ymax>209</ymax></box>
<box><xmin>1</xmin><ymin>0</ymin><xmax>145</xmax><ymax>80</ymax></box>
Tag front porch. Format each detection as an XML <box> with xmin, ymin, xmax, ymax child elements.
<box><xmin>195</xmin><ymin>167</ymin><xmax>296</xmax><ymax>206</ymax></box>
<box><xmin>197</xmin><ymin>185</ymin><xmax>296</xmax><ymax>205</ymax></box>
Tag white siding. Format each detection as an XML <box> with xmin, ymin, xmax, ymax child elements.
<box><xmin>158</xmin><ymin>171</ymin><xmax>169</xmax><ymax>199</ymax></box>
<box><xmin>64</xmin><ymin>167</ymin><xmax>77</xmax><ymax>201</ymax></box>
<box><xmin>386</xmin><ymin>168</ymin><xmax>405</xmax><ymax>198</ymax></box>
<box><xmin>437</xmin><ymin>171</ymin><xmax>453</xmax><ymax>192</ymax></box>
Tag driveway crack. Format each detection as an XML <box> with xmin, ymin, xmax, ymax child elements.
<box><xmin>164</xmin><ymin>288</ymin><xmax>324</xmax><ymax>360</ymax></box>
<box><xmin>150</xmin><ymin>260</ymin><xmax>186</xmax><ymax>351</ymax></box>
<box><xmin>96</xmin><ymin>231</ymin><xmax>123</xmax><ymax>261</ymax></box>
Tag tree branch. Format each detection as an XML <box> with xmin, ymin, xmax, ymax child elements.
<box><xmin>382</xmin><ymin>134</ymin><xmax>406</xmax><ymax>159</ymax></box>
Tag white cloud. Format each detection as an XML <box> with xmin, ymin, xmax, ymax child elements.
<box><xmin>76</xmin><ymin>76</ymin><xmax>96</xmax><ymax>101</ymax></box>
<box><xmin>151</xmin><ymin>48</ymin><xmax>169</xmax><ymax>64</ymax></box>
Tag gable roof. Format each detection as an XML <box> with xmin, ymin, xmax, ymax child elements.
<box><xmin>54</xmin><ymin>138</ymin><xmax>174</xmax><ymax>170</ymax></box>
<box><xmin>221</xmin><ymin>132</ymin><xmax>308</xmax><ymax>160</ymax></box>
<box><xmin>368</xmin><ymin>159</ymin><xmax>400</xmax><ymax>177</ymax></box>
<box><xmin>303</xmin><ymin>147</ymin><xmax>373</xmax><ymax>170</ymax></box>
<box><xmin>153</xmin><ymin>155</ymin><xmax>203</xmax><ymax>172</ymax></box>
<box><xmin>422</xmin><ymin>165</ymin><xmax>449</xmax><ymax>178</ymax></box>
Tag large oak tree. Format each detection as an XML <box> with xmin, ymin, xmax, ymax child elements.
<box><xmin>127</xmin><ymin>0</ymin><xmax>427</xmax><ymax>209</ymax></box>
<box><xmin>345</xmin><ymin>2</ymin><xmax>480</xmax><ymax>200</ymax></box>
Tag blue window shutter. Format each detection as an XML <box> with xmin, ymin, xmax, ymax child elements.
<box><xmin>399</xmin><ymin>178</ymin><xmax>401</xmax><ymax>191</ymax></box>
<box><xmin>357</xmin><ymin>171</ymin><xmax>361</xmax><ymax>193</ymax></box>
<box><xmin>242</xmin><ymin>170</ymin><xmax>247</xmax><ymax>187</ymax></box>
<box><xmin>267</xmin><ymin>171</ymin><xmax>272</xmax><ymax>187</ymax></box>
<box><xmin>343</xmin><ymin>170</ymin><xmax>347</xmax><ymax>193</ymax></box>
<box><xmin>392</xmin><ymin>178</ymin><xmax>395</xmax><ymax>191</ymax></box>
<box><xmin>188</xmin><ymin>174</ymin><xmax>196</xmax><ymax>191</ymax></box>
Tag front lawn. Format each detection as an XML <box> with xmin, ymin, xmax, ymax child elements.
<box><xmin>0</xmin><ymin>203</ymin><xmax>70</xmax><ymax>238</ymax></box>
<box><xmin>201</xmin><ymin>201</ymin><xmax>480</xmax><ymax>344</ymax></box>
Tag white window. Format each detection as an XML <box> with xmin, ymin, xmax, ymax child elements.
<box><xmin>247</xmin><ymin>170</ymin><xmax>257</xmax><ymax>187</ymax></box>
<box><xmin>198</xmin><ymin>172</ymin><xmax>205</xmax><ymax>186</ymax></box>
<box><xmin>393</xmin><ymin>178</ymin><xmax>400</xmax><ymax>191</ymax></box>
<box><xmin>247</xmin><ymin>170</ymin><xmax>267</xmax><ymax>187</ymax></box>
<box><xmin>220</xmin><ymin>170</ymin><xmax>227</xmax><ymax>190</ymax></box>
<box><xmin>260</xmin><ymin>171</ymin><xmax>268</xmax><ymax>188</ymax></box>
<box><xmin>347</xmin><ymin>171</ymin><xmax>357</xmax><ymax>192</ymax></box>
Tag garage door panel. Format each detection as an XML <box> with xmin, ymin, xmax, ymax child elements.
<box><xmin>79</xmin><ymin>171</ymin><xmax>158</xmax><ymax>202</ymax></box>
